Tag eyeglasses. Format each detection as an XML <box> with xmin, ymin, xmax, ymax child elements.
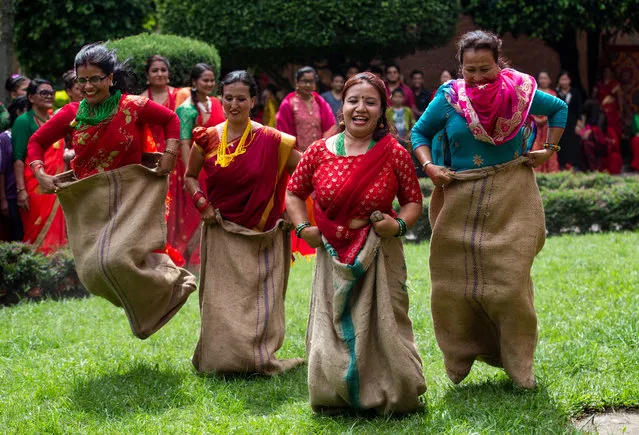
<box><xmin>37</xmin><ymin>90</ymin><xmax>55</xmax><ymax>97</ymax></box>
<box><xmin>76</xmin><ymin>75</ymin><xmax>108</xmax><ymax>85</ymax></box>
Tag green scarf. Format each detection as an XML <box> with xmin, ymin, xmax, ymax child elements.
<box><xmin>74</xmin><ymin>90</ymin><xmax>122</xmax><ymax>128</ymax></box>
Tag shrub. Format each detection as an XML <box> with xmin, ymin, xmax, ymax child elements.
<box><xmin>0</xmin><ymin>243</ymin><xmax>88</xmax><ymax>305</ymax></box>
<box><xmin>106</xmin><ymin>33</ymin><xmax>222</xmax><ymax>93</ymax></box>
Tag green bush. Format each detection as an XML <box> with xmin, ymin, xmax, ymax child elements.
<box><xmin>0</xmin><ymin>243</ymin><xmax>88</xmax><ymax>305</ymax></box>
<box><xmin>411</xmin><ymin>172</ymin><xmax>639</xmax><ymax>242</ymax></box>
<box><xmin>106</xmin><ymin>33</ymin><xmax>221</xmax><ymax>93</ymax></box>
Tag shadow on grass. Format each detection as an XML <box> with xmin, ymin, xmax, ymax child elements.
<box><xmin>428</xmin><ymin>378</ymin><xmax>571</xmax><ymax>433</ymax></box>
<box><xmin>198</xmin><ymin>364</ymin><xmax>309</xmax><ymax>415</ymax></box>
<box><xmin>70</xmin><ymin>364</ymin><xmax>191</xmax><ymax>417</ymax></box>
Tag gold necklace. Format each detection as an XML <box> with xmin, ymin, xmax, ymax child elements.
<box><xmin>216</xmin><ymin>119</ymin><xmax>252</xmax><ymax>167</ymax></box>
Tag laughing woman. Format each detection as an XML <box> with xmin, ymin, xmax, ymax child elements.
<box><xmin>27</xmin><ymin>42</ymin><xmax>195</xmax><ymax>339</ymax></box>
<box><xmin>411</xmin><ymin>30</ymin><xmax>567</xmax><ymax>388</ymax></box>
<box><xmin>286</xmin><ymin>72</ymin><xmax>426</xmax><ymax>414</ymax></box>
<box><xmin>184</xmin><ymin>70</ymin><xmax>304</xmax><ymax>375</ymax></box>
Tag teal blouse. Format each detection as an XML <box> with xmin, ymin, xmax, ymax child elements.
<box><xmin>411</xmin><ymin>85</ymin><xmax>568</xmax><ymax>171</ymax></box>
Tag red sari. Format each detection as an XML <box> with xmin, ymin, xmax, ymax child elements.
<box><xmin>27</xmin><ymin>94</ymin><xmax>181</xmax><ymax>253</ymax></box>
<box><xmin>531</xmin><ymin>89</ymin><xmax>560</xmax><ymax>173</ymax></box>
<box><xmin>288</xmin><ymin>135</ymin><xmax>422</xmax><ymax>264</ymax></box>
<box><xmin>22</xmin><ymin>138</ymin><xmax>67</xmax><ymax>252</ymax></box>
<box><xmin>172</xmin><ymin>97</ymin><xmax>226</xmax><ymax>265</ymax></box>
<box><xmin>596</xmin><ymin>79</ymin><xmax>624</xmax><ymax>140</ymax></box>
<box><xmin>192</xmin><ymin>125</ymin><xmax>295</xmax><ymax>231</ymax></box>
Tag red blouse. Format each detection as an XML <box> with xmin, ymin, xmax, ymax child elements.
<box><xmin>27</xmin><ymin>95</ymin><xmax>180</xmax><ymax>178</ymax></box>
<box><xmin>288</xmin><ymin>138</ymin><xmax>422</xmax><ymax>220</ymax></box>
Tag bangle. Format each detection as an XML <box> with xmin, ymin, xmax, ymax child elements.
<box><xmin>195</xmin><ymin>199</ymin><xmax>210</xmax><ymax>213</ymax></box>
<box><xmin>29</xmin><ymin>160</ymin><xmax>44</xmax><ymax>169</ymax></box>
<box><xmin>543</xmin><ymin>143</ymin><xmax>561</xmax><ymax>152</ymax></box>
<box><xmin>164</xmin><ymin>148</ymin><xmax>179</xmax><ymax>157</ymax></box>
<box><xmin>422</xmin><ymin>160</ymin><xmax>433</xmax><ymax>169</ymax></box>
<box><xmin>295</xmin><ymin>221</ymin><xmax>311</xmax><ymax>238</ymax></box>
<box><xmin>192</xmin><ymin>190</ymin><xmax>206</xmax><ymax>206</ymax></box>
<box><xmin>31</xmin><ymin>163</ymin><xmax>44</xmax><ymax>173</ymax></box>
<box><xmin>395</xmin><ymin>217</ymin><xmax>407</xmax><ymax>237</ymax></box>
<box><xmin>16</xmin><ymin>187</ymin><xmax>26</xmax><ymax>193</ymax></box>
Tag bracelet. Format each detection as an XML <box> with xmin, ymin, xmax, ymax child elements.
<box><xmin>29</xmin><ymin>160</ymin><xmax>44</xmax><ymax>169</ymax></box>
<box><xmin>295</xmin><ymin>221</ymin><xmax>311</xmax><ymax>238</ymax></box>
<box><xmin>543</xmin><ymin>143</ymin><xmax>561</xmax><ymax>152</ymax></box>
<box><xmin>16</xmin><ymin>187</ymin><xmax>26</xmax><ymax>193</ymax></box>
<box><xmin>31</xmin><ymin>163</ymin><xmax>44</xmax><ymax>173</ymax></box>
<box><xmin>164</xmin><ymin>148</ymin><xmax>179</xmax><ymax>157</ymax></box>
<box><xmin>422</xmin><ymin>160</ymin><xmax>433</xmax><ymax>169</ymax></box>
<box><xmin>395</xmin><ymin>217</ymin><xmax>407</xmax><ymax>237</ymax></box>
<box><xmin>195</xmin><ymin>199</ymin><xmax>210</xmax><ymax>213</ymax></box>
<box><xmin>192</xmin><ymin>190</ymin><xmax>206</xmax><ymax>207</ymax></box>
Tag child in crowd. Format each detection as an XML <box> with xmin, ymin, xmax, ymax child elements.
<box><xmin>386</xmin><ymin>88</ymin><xmax>415</xmax><ymax>143</ymax></box>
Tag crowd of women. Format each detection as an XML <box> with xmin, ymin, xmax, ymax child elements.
<box><xmin>3</xmin><ymin>28</ymin><xmax>635</xmax><ymax>415</ymax></box>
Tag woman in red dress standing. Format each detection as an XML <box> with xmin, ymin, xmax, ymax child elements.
<box><xmin>530</xmin><ymin>70</ymin><xmax>560</xmax><ymax>173</ymax></box>
<box><xmin>594</xmin><ymin>66</ymin><xmax>624</xmax><ymax>141</ymax></box>
<box><xmin>175</xmin><ymin>63</ymin><xmax>225</xmax><ymax>265</ymax></box>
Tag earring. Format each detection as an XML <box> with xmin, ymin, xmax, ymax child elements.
<box><xmin>191</xmin><ymin>87</ymin><xmax>196</xmax><ymax>92</ymax></box>
<box><xmin>378</xmin><ymin>119</ymin><xmax>385</xmax><ymax>128</ymax></box>
<box><xmin>339</xmin><ymin>120</ymin><xmax>345</xmax><ymax>128</ymax></box>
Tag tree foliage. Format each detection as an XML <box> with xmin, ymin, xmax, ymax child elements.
<box><xmin>464</xmin><ymin>0</ymin><xmax>639</xmax><ymax>42</ymax></box>
<box><xmin>157</xmin><ymin>0</ymin><xmax>460</xmax><ymax>69</ymax></box>
<box><xmin>106</xmin><ymin>33</ymin><xmax>221</xmax><ymax>92</ymax></box>
<box><xmin>14</xmin><ymin>0</ymin><xmax>154</xmax><ymax>82</ymax></box>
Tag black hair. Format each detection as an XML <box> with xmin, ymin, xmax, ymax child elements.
<box><xmin>368</xmin><ymin>66</ymin><xmax>384</xmax><ymax>76</ymax></box>
<box><xmin>583</xmin><ymin>99</ymin><xmax>606</xmax><ymax>130</ymax></box>
<box><xmin>7</xmin><ymin>96</ymin><xmax>28</xmax><ymax>127</ymax></box>
<box><xmin>74</xmin><ymin>42</ymin><xmax>135</xmax><ymax>94</ymax></box>
<box><xmin>332</xmin><ymin>71</ymin><xmax>345</xmax><ymax>80</ymax></box>
<box><xmin>220</xmin><ymin>70</ymin><xmax>258</xmax><ymax>98</ymax></box>
<box><xmin>295</xmin><ymin>66</ymin><xmax>319</xmax><ymax>83</ymax></box>
<box><xmin>145</xmin><ymin>55</ymin><xmax>171</xmax><ymax>75</ymax></box>
<box><xmin>25</xmin><ymin>79</ymin><xmax>53</xmax><ymax>110</ymax></box>
<box><xmin>456</xmin><ymin>30</ymin><xmax>509</xmax><ymax>70</ymax></box>
<box><xmin>391</xmin><ymin>88</ymin><xmax>405</xmax><ymax>97</ymax></box>
<box><xmin>62</xmin><ymin>70</ymin><xmax>76</xmax><ymax>90</ymax></box>
<box><xmin>4</xmin><ymin>75</ymin><xmax>29</xmax><ymax>93</ymax></box>
<box><xmin>410</xmin><ymin>69</ymin><xmax>424</xmax><ymax>78</ymax></box>
<box><xmin>557</xmin><ymin>70</ymin><xmax>571</xmax><ymax>85</ymax></box>
<box><xmin>385</xmin><ymin>63</ymin><xmax>400</xmax><ymax>74</ymax></box>
<box><xmin>266</xmin><ymin>83</ymin><xmax>278</xmax><ymax>95</ymax></box>
<box><xmin>189</xmin><ymin>63</ymin><xmax>214</xmax><ymax>118</ymax></box>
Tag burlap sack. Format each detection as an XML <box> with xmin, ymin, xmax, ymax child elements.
<box><xmin>429</xmin><ymin>157</ymin><xmax>545</xmax><ymax>388</ymax></box>
<box><xmin>307</xmin><ymin>230</ymin><xmax>426</xmax><ymax>415</ymax></box>
<box><xmin>192</xmin><ymin>212</ymin><xmax>304</xmax><ymax>375</ymax></box>
<box><xmin>56</xmin><ymin>164</ymin><xmax>196</xmax><ymax>339</ymax></box>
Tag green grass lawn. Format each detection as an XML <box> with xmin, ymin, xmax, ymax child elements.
<box><xmin>1</xmin><ymin>232</ymin><xmax>638</xmax><ymax>434</ymax></box>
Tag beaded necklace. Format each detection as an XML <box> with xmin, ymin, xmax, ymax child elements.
<box><xmin>335</xmin><ymin>132</ymin><xmax>376</xmax><ymax>156</ymax></box>
<box><xmin>74</xmin><ymin>90</ymin><xmax>122</xmax><ymax>129</ymax></box>
<box><xmin>216</xmin><ymin>119</ymin><xmax>252</xmax><ymax>167</ymax></box>
<box><xmin>33</xmin><ymin>110</ymin><xmax>49</xmax><ymax>126</ymax></box>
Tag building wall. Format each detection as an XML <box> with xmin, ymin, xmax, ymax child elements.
<box><xmin>396</xmin><ymin>15</ymin><xmax>589</xmax><ymax>92</ymax></box>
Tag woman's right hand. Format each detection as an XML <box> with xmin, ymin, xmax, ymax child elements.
<box><xmin>200</xmin><ymin>204</ymin><xmax>216</xmax><ymax>226</ymax></box>
<box><xmin>35</xmin><ymin>171</ymin><xmax>61</xmax><ymax>194</ymax></box>
<box><xmin>425</xmin><ymin>164</ymin><xmax>455</xmax><ymax>187</ymax></box>
<box><xmin>300</xmin><ymin>226</ymin><xmax>322</xmax><ymax>248</ymax></box>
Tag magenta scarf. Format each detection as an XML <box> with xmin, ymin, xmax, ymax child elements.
<box><xmin>444</xmin><ymin>68</ymin><xmax>537</xmax><ymax>145</ymax></box>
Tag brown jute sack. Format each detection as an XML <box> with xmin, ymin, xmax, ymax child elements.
<box><xmin>56</xmin><ymin>164</ymin><xmax>196</xmax><ymax>339</ymax></box>
<box><xmin>192</xmin><ymin>212</ymin><xmax>304</xmax><ymax>375</ymax></box>
<box><xmin>429</xmin><ymin>157</ymin><xmax>545</xmax><ymax>388</ymax></box>
<box><xmin>307</xmin><ymin>231</ymin><xmax>426</xmax><ymax>415</ymax></box>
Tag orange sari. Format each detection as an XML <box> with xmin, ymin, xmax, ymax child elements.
<box><xmin>22</xmin><ymin>139</ymin><xmax>67</xmax><ymax>252</ymax></box>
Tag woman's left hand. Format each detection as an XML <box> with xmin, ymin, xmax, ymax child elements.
<box><xmin>525</xmin><ymin>149</ymin><xmax>555</xmax><ymax>168</ymax></box>
<box><xmin>156</xmin><ymin>153</ymin><xmax>176</xmax><ymax>176</ymax></box>
<box><xmin>372</xmin><ymin>213</ymin><xmax>400</xmax><ymax>238</ymax></box>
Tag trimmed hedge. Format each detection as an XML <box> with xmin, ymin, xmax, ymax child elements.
<box><xmin>0</xmin><ymin>243</ymin><xmax>88</xmax><ymax>305</ymax></box>
<box><xmin>106</xmin><ymin>33</ymin><xmax>222</xmax><ymax>93</ymax></box>
<box><xmin>406</xmin><ymin>172</ymin><xmax>639</xmax><ymax>243</ymax></box>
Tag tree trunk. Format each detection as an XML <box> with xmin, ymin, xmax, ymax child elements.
<box><xmin>586</xmin><ymin>27</ymin><xmax>601</xmax><ymax>95</ymax></box>
<box><xmin>0</xmin><ymin>0</ymin><xmax>15</xmax><ymax>105</ymax></box>
<box><xmin>547</xmin><ymin>29</ymin><xmax>586</xmax><ymax>99</ymax></box>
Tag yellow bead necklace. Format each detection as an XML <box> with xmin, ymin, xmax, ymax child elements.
<box><xmin>216</xmin><ymin>119</ymin><xmax>252</xmax><ymax>167</ymax></box>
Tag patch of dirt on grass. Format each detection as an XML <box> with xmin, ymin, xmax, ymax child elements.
<box><xmin>574</xmin><ymin>409</ymin><xmax>639</xmax><ymax>434</ymax></box>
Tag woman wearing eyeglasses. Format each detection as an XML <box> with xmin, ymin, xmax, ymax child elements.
<box><xmin>26</xmin><ymin>42</ymin><xmax>195</xmax><ymax>339</ymax></box>
<box><xmin>11</xmin><ymin>79</ymin><xmax>67</xmax><ymax>252</ymax></box>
